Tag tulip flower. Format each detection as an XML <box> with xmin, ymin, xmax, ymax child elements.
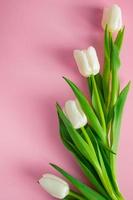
<box><xmin>73</xmin><ymin>46</ymin><xmax>100</xmax><ymax>77</ymax></box>
<box><xmin>63</xmin><ymin>99</ymin><xmax>87</xmax><ymax>129</ymax></box>
<box><xmin>39</xmin><ymin>173</ymin><xmax>69</xmax><ymax>199</ymax></box>
<box><xmin>102</xmin><ymin>4</ymin><xmax>122</xmax><ymax>32</ymax></box>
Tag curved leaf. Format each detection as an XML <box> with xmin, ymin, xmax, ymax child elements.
<box><xmin>63</xmin><ymin>77</ymin><xmax>106</xmax><ymax>143</ymax></box>
<box><xmin>56</xmin><ymin>104</ymin><xmax>100</xmax><ymax>169</ymax></box>
<box><xmin>50</xmin><ymin>163</ymin><xmax>107</xmax><ymax>200</ymax></box>
<box><xmin>111</xmin><ymin>82</ymin><xmax>130</xmax><ymax>152</ymax></box>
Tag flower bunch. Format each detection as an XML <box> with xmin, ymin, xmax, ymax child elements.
<box><xmin>39</xmin><ymin>4</ymin><xmax>130</xmax><ymax>200</ymax></box>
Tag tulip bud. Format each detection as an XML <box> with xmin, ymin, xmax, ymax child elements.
<box><xmin>64</xmin><ymin>99</ymin><xmax>87</xmax><ymax>129</ymax></box>
<box><xmin>39</xmin><ymin>173</ymin><xmax>69</xmax><ymax>199</ymax></box>
<box><xmin>73</xmin><ymin>46</ymin><xmax>100</xmax><ymax>77</ymax></box>
<box><xmin>102</xmin><ymin>4</ymin><xmax>122</xmax><ymax>32</ymax></box>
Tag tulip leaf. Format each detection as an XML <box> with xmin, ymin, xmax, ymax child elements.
<box><xmin>50</xmin><ymin>163</ymin><xmax>107</xmax><ymax>200</ymax></box>
<box><xmin>115</xmin><ymin>27</ymin><xmax>125</xmax><ymax>53</ymax></box>
<box><xmin>104</xmin><ymin>25</ymin><xmax>110</xmax><ymax>62</ymax></box>
<box><xmin>65</xmin><ymin>191</ymin><xmax>86</xmax><ymax>200</ymax></box>
<box><xmin>103</xmin><ymin>27</ymin><xmax>111</xmax><ymax>103</ymax></box>
<box><xmin>88</xmin><ymin>74</ymin><xmax>106</xmax><ymax>120</ymax></box>
<box><xmin>77</xmin><ymin>158</ymin><xmax>108</xmax><ymax>198</ymax></box>
<box><xmin>111</xmin><ymin>82</ymin><xmax>130</xmax><ymax>152</ymax></box>
<box><xmin>63</xmin><ymin>77</ymin><xmax>106</xmax><ymax>143</ymax></box>
<box><xmin>110</xmin><ymin>38</ymin><xmax>120</xmax><ymax>108</ymax></box>
<box><xmin>87</xmin><ymin>76</ymin><xmax>93</xmax><ymax>96</ymax></box>
<box><xmin>90</xmin><ymin>75</ymin><xmax>106</xmax><ymax>131</ymax></box>
<box><xmin>86</xmin><ymin>127</ymin><xmax>118</xmax><ymax>199</ymax></box>
<box><xmin>100</xmin><ymin>147</ymin><xmax>121</xmax><ymax>196</ymax></box>
<box><xmin>57</xmin><ymin>113</ymin><xmax>74</xmax><ymax>151</ymax></box>
<box><xmin>88</xmin><ymin>73</ymin><xmax>104</xmax><ymax>98</ymax></box>
<box><xmin>96</xmin><ymin>145</ymin><xmax>116</xmax><ymax>199</ymax></box>
<box><xmin>110</xmin><ymin>38</ymin><xmax>121</xmax><ymax>70</ymax></box>
<box><xmin>95</xmin><ymin>74</ymin><xmax>104</xmax><ymax>97</ymax></box>
<box><xmin>56</xmin><ymin>104</ymin><xmax>99</xmax><ymax>169</ymax></box>
<box><xmin>65</xmin><ymin>138</ymin><xmax>108</xmax><ymax>198</ymax></box>
<box><xmin>87</xmin><ymin>126</ymin><xmax>116</xmax><ymax>156</ymax></box>
<box><xmin>64</xmin><ymin>196</ymin><xmax>75</xmax><ymax>200</ymax></box>
<box><xmin>58</xmin><ymin>116</ymin><xmax>109</xmax><ymax>197</ymax></box>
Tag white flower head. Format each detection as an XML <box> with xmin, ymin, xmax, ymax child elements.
<box><xmin>74</xmin><ymin>46</ymin><xmax>100</xmax><ymax>77</ymax></box>
<box><xmin>64</xmin><ymin>99</ymin><xmax>87</xmax><ymax>129</ymax></box>
<box><xmin>39</xmin><ymin>173</ymin><xmax>69</xmax><ymax>199</ymax></box>
<box><xmin>102</xmin><ymin>4</ymin><xmax>122</xmax><ymax>32</ymax></box>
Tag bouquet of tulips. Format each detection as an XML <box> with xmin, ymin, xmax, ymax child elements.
<box><xmin>39</xmin><ymin>4</ymin><xmax>130</xmax><ymax>200</ymax></box>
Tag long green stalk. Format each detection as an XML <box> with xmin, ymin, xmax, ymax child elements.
<box><xmin>69</xmin><ymin>190</ymin><xmax>86</xmax><ymax>200</ymax></box>
<box><xmin>91</xmin><ymin>75</ymin><xmax>106</xmax><ymax>133</ymax></box>
<box><xmin>81</xmin><ymin>127</ymin><xmax>118</xmax><ymax>200</ymax></box>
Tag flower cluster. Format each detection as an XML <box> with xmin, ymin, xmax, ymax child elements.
<box><xmin>39</xmin><ymin>4</ymin><xmax>130</xmax><ymax>200</ymax></box>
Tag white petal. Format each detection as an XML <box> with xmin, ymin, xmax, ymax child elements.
<box><xmin>64</xmin><ymin>100</ymin><xmax>87</xmax><ymax>129</ymax></box>
<box><xmin>75</xmin><ymin>99</ymin><xmax>87</xmax><ymax>125</ymax></box>
<box><xmin>86</xmin><ymin>47</ymin><xmax>100</xmax><ymax>75</ymax></box>
<box><xmin>73</xmin><ymin>50</ymin><xmax>92</xmax><ymax>77</ymax></box>
<box><xmin>108</xmin><ymin>4</ymin><xmax>122</xmax><ymax>32</ymax></box>
<box><xmin>102</xmin><ymin>4</ymin><xmax>122</xmax><ymax>32</ymax></box>
<box><xmin>39</xmin><ymin>174</ymin><xmax>69</xmax><ymax>199</ymax></box>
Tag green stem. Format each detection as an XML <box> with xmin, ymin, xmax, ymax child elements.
<box><xmin>80</xmin><ymin>127</ymin><xmax>92</xmax><ymax>146</ymax></box>
<box><xmin>95</xmin><ymin>165</ymin><xmax>118</xmax><ymax>200</ymax></box>
<box><xmin>110</xmin><ymin>155</ymin><xmax>125</xmax><ymax>199</ymax></box>
<box><xmin>80</xmin><ymin>127</ymin><xmax>98</xmax><ymax>161</ymax></box>
<box><xmin>69</xmin><ymin>190</ymin><xmax>86</xmax><ymax>200</ymax></box>
<box><xmin>81</xmin><ymin>127</ymin><xmax>117</xmax><ymax>199</ymax></box>
<box><xmin>110</xmin><ymin>68</ymin><xmax>119</xmax><ymax>108</ymax></box>
<box><xmin>106</xmin><ymin>72</ymin><xmax>112</xmax><ymax>113</ymax></box>
<box><xmin>91</xmin><ymin>75</ymin><xmax>106</xmax><ymax>133</ymax></box>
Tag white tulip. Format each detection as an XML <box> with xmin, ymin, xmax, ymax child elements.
<box><xmin>102</xmin><ymin>4</ymin><xmax>122</xmax><ymax>32</ymax></box>
<box><xmin>73</xmin><ymin>46</ymin><xmax>100</xmax><ymax>77</ymax></box>
<box><xmin>64</xmin><ymin>99</ymin><xmax>87</xmax><ymax>129</ymax></box>
<box><xmin>39</xmin><ymin>173</ymin><xmax>69</xmax><ymax>199</ymax></box>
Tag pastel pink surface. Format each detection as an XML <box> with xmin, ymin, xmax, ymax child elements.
<box><xmin>0</xmin><ymin>0</ymin><xmax>132</xmax><ymax>199</ymax></box>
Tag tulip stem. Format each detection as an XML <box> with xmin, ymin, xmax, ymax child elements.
<box><xmin>91</xmin><ymin>75</ymin><xmax>106</xmax><ymax>133</ymax></box>
<box><xmin>80</xmin><ymin>127</ymin><xmax>97</xmax><ymax>157</ymax></box>
<box><xmin>80</xmin><ymin>126</ymin><xmax>92</xmax><ymax>145</ymax></box>
<box><xmin>69</xmin><ymin>190</ymin><xmax>86</xmax><ymax>200</ymax></box>
<box><xmin>80</xmin><ymin>127</ymin><xmax>100</xmax><ymax>165</ymax></box>
<box><xmin>110</xmin><ymin>68</ymin><xmax>119</xmax><ymax>110</ymax></box>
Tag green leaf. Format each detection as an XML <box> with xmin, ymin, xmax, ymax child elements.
<box><xmin>95</xmin><ymin>74</ymin><xmax>104</xmax><ymax>96</ymax></box>
<box><xmin>86</xmin><ymin>127</ymin><xmax>115</xmax><ymax>155</ymax></box>
<box><xmin>66</xmin><ymin>191</ymin><xmax>86</xmax><ymax>200</ymax></box>
<box><xmin>50</xmin><ymin>163</ymin><xmax>107</xmax><ymax>200</ymax></box>
<box><xmin>90</xmin><ymin>75</ymin><xmax>106</xmax><ymax>131</ymax></box>
<box><xmin>90</xmin><ymin>76</ymin><xmax>106</xmax><ymax>120</ymax></box>
<box><xmin>63</xmin><ymin>77</ymin><xmax>106</xmax><ymax>143</ymax></box>
<box><xmin>88</xmin><ymin>73</ymin><xmax>104</xmax><ymax>98</ymax></box>
<box><xmin>95</xmin><ymin>144</ymin><xmax>117</xmax><ymax>199</ymax></box>
<box><xmin>57</xmin><ymin>113</ymin><xmax>74</xmax><ymax>151</ymax></box>
<box><xmin>100</xmin><ymin>147</ymin><xmax>122</xmax><ymax>197</ymax></box>
<box><xmin>77</xmin><ymin>158</ymin><xmax>108</xmax><ymax>198</ymax></box>
<box><xmin>110</xmin><ymin>68</ymin><xmax>119</xmax><ymax>109</ymax></box>
<box><xmin>111</xmin><ymin>82</ymin><xmax>130</xmax><ymax>152</ymax></box>
<box><xmin>57</xmin><ymin>122</ymin><xmax>109</xmax><ymax>198</ymax></box>
<box><xmin>63</xmin><ymin>195</ymin><xmax>76</xmax><ymax>200</ymax></box>
<box><xmin>115</xmin><ymin>27</ymin><xmax>125</xmax><ymax>53</ymax></box>
<box><xmin>65</xmin><ymin>136</ymin><xmax>109</xmax><ymax>198</ymax></box>
<box><xmin>103</xmin><ymin>27</ymin><xmax>111</xmax><ymax>103</ymax></box>
<box><xmin>87</xmin><ymin>76</ymin><xmax>93</xmax><ymax>96</ymax></box>
<box><xmin>56</xmin><ymin>104</ymin><xmax>99</xmax><ymax>169</ymax></box>
<box><xmin>104</xmin><ymin>25</ymin><xmax>110</xmax><ymax>62</ymax></box>
<box><xmin>110</xmin><ymin>38</ymin><xmax>120</xmax><ymax>108</ymax></box>
<box><xmin>86</xmin><ymin>127</ymin><xmax>117</xmax><ymax>199</ymax></box>
<box><xmin>110</xmin><ymin>38</ymin><xmax>121</xmax><ymax>70</ymax></box>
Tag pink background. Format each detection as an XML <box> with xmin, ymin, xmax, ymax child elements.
<box><xmin>0</xmin><ymin>0</ymin><xmax>132</xmax><ymax>199</ymax></box>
